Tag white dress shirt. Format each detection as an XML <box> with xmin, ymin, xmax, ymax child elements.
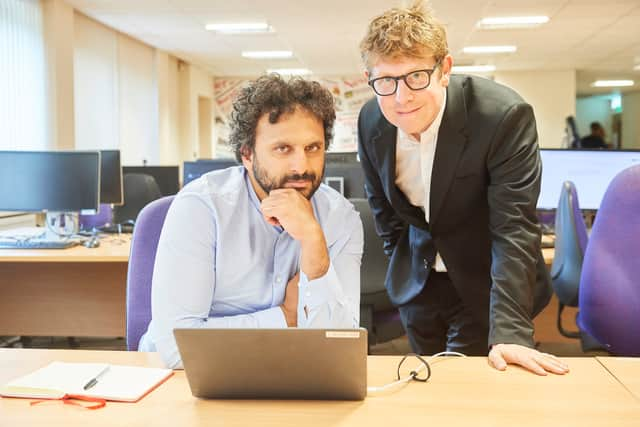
<box><xmin>394</xmin><ymin>91</ymin><xmax>447</xmax><ymax>271</ymax></box>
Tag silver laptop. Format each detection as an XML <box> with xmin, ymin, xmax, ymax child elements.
<box><xmin>173</xmin><ymin>328</ymin><xmax>367</xmax><ymax>400</ymax></box>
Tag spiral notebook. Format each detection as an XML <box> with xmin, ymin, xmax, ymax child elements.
<box><xmin>0</xmin><ymin>362</ymin><xmax>173</xmax><ymax>402</ymax></box>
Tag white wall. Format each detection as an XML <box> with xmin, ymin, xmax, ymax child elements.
<box><xmin>43</xmin><ymin>0</ymin><xmax>74</xmax><ymax>149</ymax></box>
<box><xmin>76</xmin><ymin>20</ymin><xmax>210</xmax><ymax>169</ymax></box>
<box><xmin>180</xmin><ymin>63</ymin><xmax>214</xmax><ymax>161</ymax></box>
<box><xmin>74</xmin><ymin>13</ymin><xmax>161</xmax><ymax>165</ymax></box>
<box><xmin>156</xmin><ymin>52</ymin><xmax>181</xmax><ymax>164</ymax></box>
<box><xmin>73</xmin><ymin>12</ymin><xmax>118</xmax><ymax>150</ymax></box>
<box><xmin>117</xmin><ymin>34</ymin><xmax>158</xmax><ymax>165</ymax></box>
<box><xmin>622</xmin><ymin>92</ymin><xmax>640</xmax><ymax>149</ymax></box>
<box><xmin>494</xmin><ymin>70</ymin><xmax>576</xmax><ymax>148</ymax></box>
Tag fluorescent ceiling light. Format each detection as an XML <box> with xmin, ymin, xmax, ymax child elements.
<box><xmin>463</xmin><ymin>45</ymin><xmax>517</xmax><ymax>54</ymax></box>
<box><xmin>591</xmin><ymin>80</ymin><xmax>634</xmax><ymax>88</ymax></box>
<box><xmin>266</xmin><ymin>68</ymin><xmax>312</xmax><ymax>76</ymax></box>
<box><xmin>477</xmin><ymin>16</ymin><xmax>549</xmax><ymax>29</ymax></box>
<box><xmin>242</xmin><ymin>51</ymin><xmax>293</xmax><ymax>59</ymax></box>
<box><xmin>634</xmin><ymin>64</ymin><xmax>640</xmax><ymax>71</ymax></box>
<box><xmin>205</xmin><ymin>23</ymin><xmax>271</xmax><ymax>33</ymax></box>
<box><xmin>452</xmin><ymin>65</ymin><xmax>496</xmax><ymax>73</ymax></box>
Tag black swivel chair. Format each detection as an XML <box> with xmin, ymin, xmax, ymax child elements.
<box><xmin>113</xmin><ymin>173</ymin><xmax>163</xmax><ymax>226</ymax></box>
<box><xmin>550</xmin><ymin>181</ymin><xmax>587</xmax><ymax>338</ymax></box>
<box><xmin>350</xmin><ymin>198</ymin><xmax>405</xmax><ymax>352</ymax></box>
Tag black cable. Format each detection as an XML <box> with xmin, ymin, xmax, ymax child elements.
<box><xmin>396</xmin><ymin>353</ymin><xmax>431</xmax><ymax>382</ymax></box>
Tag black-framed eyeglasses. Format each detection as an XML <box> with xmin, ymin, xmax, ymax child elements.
<box><xmin>368</xmin><ymin>60</ymin><xmax>442</xmax><ymax>96</ymax></box>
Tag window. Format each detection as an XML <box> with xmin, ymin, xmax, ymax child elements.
<box><xmin>0</xmin><ymin>0</ymin><xmax>47</xmax><ymax>150</ymax></box>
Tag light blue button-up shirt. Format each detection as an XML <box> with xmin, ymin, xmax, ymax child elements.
<box><xmin>138</xmin><ymin>166</ymin><xmax>363</xmax><ymax>368</ymax></box>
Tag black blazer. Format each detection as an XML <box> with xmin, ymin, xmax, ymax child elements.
<box><xmin>357</xmin><ymin>75</ymin><xmax>552</xmax><ymax>347</ymax></box>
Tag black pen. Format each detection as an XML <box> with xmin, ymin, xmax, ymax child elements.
<box><xmin>83</xmin><ymin>366</ymin><xmax>110</xmax><ymax>390</ymax></box>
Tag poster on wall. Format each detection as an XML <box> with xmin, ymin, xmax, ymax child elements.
<box><xmin>213</xmin><ymin>75</ymin><xmax>373</xmax><ymax>154</ymax></box>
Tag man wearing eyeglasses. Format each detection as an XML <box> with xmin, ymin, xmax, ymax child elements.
<box><xmin>357</xmin><ymin>1</ymin><xmax>569</xmax><ymax>376</ymax></box>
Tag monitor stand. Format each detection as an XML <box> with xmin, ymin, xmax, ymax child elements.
<box><xmin>45</xmin><ymin>211</ymin><xmax>79</xmax><ymax>240</ymax></box>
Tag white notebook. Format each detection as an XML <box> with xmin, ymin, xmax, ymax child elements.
<box><xmin>0</xmin><ymin>362</ymin><xmax>173</xmax><ymax>402</ymax></box>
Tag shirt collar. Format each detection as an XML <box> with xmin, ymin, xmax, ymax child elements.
<box><xmin>244</xmin><ymin>167</ymin><xmax>262</xmax><ymax>212</ymax></box>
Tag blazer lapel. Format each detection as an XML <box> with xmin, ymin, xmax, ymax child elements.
<box><xmin>371</xmin><ymin>116</ymin><xmax>428</xmax><ymax>229</ymax></box>
<box><xmin>430</xmin><ymin>77</ymin><xmax>469</xmax><ymax>227</ymax></box>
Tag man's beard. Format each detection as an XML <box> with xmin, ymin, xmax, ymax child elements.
<box><xmin>252</xmin><ymin>155</ymin><xmax>324</xmax><ymax>200</ymax></box>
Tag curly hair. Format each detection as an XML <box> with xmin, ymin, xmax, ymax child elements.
<box><xmin>228</xmin><ymin>74</ymin><xmax>336</xmax><ymax>162</ymax></box>
<box><xmin>360</xmin><ymin>0</ymin><xmax>448</xmax><ymax>69</ymax></box>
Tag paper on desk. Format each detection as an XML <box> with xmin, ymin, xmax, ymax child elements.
<box><xmin>0</xmin><ymin>361</ymin><xmax>173</xmax><ymax>402</ymax></box>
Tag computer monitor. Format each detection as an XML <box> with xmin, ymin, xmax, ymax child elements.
<box><xmin>0</xmin><ymin>150</ymin><xmax>100</xmax><ymax>214</ymax></box>
<box><xmin>122</xmin><ymin>166</ymin><xmax>180</xmax><ymax>196</ymax></box>
<box><xmin>324</xmin><ymin>160</ymin><xmax>365</xmax><ymax>199</ymax></box>
<box><xmin>325</xmin><ymin>152</ymin><xmax>359</xmax><ymax>163</ymax></box>
<box><xmin>538</xmin><ymin>149</ymin><xmax>640</xmax><ymax>210</ymax></box>
<box><xmin>100</xmin><ymin>150</ymin><xmax>123</xmax><ymax>205</ymax></box>
<box><xmin>183</xmin><ymin>159</ymin><xmax>239</xmax><ymax>186</ymax></box>
<box><xmin>324</xmin><ymin>177</ymin><xmax>345</xmax><ymax>195</ymax></box>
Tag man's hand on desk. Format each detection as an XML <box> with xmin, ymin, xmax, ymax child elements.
<box><xmin>488</xmin><ymin>344</ymin><xmax>570</xmax><ymax>376</ymax></box>
<box><xmin>280</xmin><ymin>272</ymin><xmax>300</xmax><ymax>327</ymax></box>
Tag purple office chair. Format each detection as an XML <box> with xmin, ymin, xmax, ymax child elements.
<box><xmin>79</xmin><ymin>204</ymin><xmax>114</xmax><ymax>230</ymax></box>
<box><xmin>126</xmin><ymin>195</ymin><xmax>175</xmax><ymax>351</ymax></box>
<box><xmin>578</xmin><ymin>165</ymin><xmax>640</xmax><ymax>356</ymax></box>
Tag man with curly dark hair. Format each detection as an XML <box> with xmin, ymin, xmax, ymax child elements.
<box><xmin>139</xmin><ymin>74</ymin><xmax>364</xmax><ymax>368</ymax></box>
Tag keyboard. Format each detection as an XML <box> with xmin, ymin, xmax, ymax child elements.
<box><xmin>0</xmin><ymin>239</ymin><xmax>79</xmax><ymax>249</ymax></box>
<box><xmin>98</xmin><ymin>224</ymin><xmax>134</xmax><ymax>234</ymax></box>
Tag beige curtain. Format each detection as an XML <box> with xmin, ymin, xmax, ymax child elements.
<box><xmin>0</xmin><ymin>0</ymin><xmax>47</xmax><ymax>150</ymax></box>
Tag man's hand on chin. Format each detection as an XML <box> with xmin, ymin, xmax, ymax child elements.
<box><xmin>488</xmin><ymin>343</ymin><xmax>570</xmax><ymax>376</ymax></box>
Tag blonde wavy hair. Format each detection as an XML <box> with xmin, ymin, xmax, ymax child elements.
<box><xmin>360</xmin><ymin>1</ymin><xmax>448</xmax><ymax>69</ymax></box>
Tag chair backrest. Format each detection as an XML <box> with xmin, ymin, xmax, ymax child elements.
<box><xmin>349</xmin><ymin>198</ymin><xmax>392</xmax><ymax>311</ymax></box>
<box><xmin>126</xmin><ymin>195</ymin><xmax>175</xmax><ymax>350</ymax></box>
<box><xmin>113</xmin><ymin>173</ymin><xmax>163</xmax><ymax>224</ymax></box>
<box><xmin>550</xmin><ymin>181</ymin><xmax>588</xmax><ymax>306</ymax></box>
<box><xmin>578</xmin><ymin>165</ymin><xmax>640</xmax><ymax>355</ymax></box>
<box><xmin>79</xmin><ymin>203</ymin><xmax>113</xmax><ymax>230</ymax></box>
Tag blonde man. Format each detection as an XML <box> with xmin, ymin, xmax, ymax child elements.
<box><xmin>357</xmin><ymin>1</ymin><xmax>569</xmax><ymax>375</ymax></box>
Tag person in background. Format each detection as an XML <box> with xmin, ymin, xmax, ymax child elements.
<box><xmin>357</xmin><ymin>1</ymin><xmax>569</xmax><ymax>375</ymax></box>
<box><xmin>578</xmin><ymin>121</ymin><xmax>608</xmax><ymax>149</ymax></box>
<box><xmin>139</xmin><ymin>74</ymin><xmax>363</xmax><ymax>368</ymax></box>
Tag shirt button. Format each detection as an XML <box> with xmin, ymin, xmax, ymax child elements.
<box><xmin>276</xmin><ymin>275</ymin><xmax>282</xmax><ymax>283</ymax></box>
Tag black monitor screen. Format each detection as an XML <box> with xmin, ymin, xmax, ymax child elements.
<box><xmin>183</xmin><ymin>159</ymin><xmax>239</xmax><ymax>185</ymax></box>
<box><xmin>325</xmin><ymin>152</ymin><xmax>359</xmax><ymax>163</ymax></box>
<box><xmin>122</xmin><ymin>166</ymin><xmax>180</xmax><ymax>196</ymax></box>
<box><xmin>538</xmin><ymin>149</ymin><xmax>640</xmax><ymax>210</ymax></box>
<box><xmin>0</xmin><ymin>150</ymin><xmax>100</xmax><ymax>213</ymax></box>
<box><xmin>100</xmin><ymin>150</ymin><xmax>123</xmax><ymax>205</ymax></box>
<box><xmin>324</xmin><ymin>161</ymin><xmax>365</xmax><ymax>199</ymax></box>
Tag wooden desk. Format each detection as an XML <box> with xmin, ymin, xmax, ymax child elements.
<box><xmin>598</xmin><ymin>357</ymin><xmax>640</xmax><ymax>401</ymax></box>
<box><xmin>0</xmin><ymin>236</ymin><xmax>130</xmax><ymax>337</ymax></box>
<box><xmin>1</xmin><ymin>349</ymin><xmax>638</xmax><ymax>426</ymax></box>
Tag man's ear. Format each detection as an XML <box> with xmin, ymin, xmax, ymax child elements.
<box><xmin>240</xmin><ymin>146</ymin><xmax>252</xmax><ymax>168</ymax></box>
<box><xmin>439</xmin><ymin>54</ymin><xmax>453</xmax><ymax>87</ymax></box>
